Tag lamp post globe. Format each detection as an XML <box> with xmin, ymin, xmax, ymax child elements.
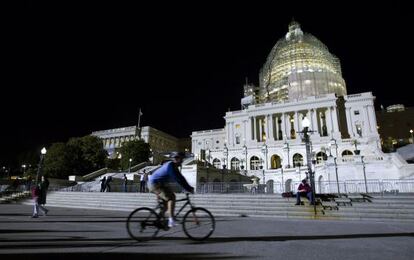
<box><xmin>302</xmin><ymin>116</ymin><xmax>311</xmax><ymax>128</ymax></box>
<box><xmin>36</xmin><ymin>147</ymin><xmax>47</xmax><ymax>186</ymax></box>
<box><xmin>128</xmin><ymin>158</ymin><xmax>132</xmax><ymax>173</ymax></box>
<box><xmin>410</xmin><ymin>129</ymin><xmax>413</xmax><ymax>144</ymax></box>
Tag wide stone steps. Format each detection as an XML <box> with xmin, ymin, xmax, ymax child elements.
<box><xmin>22</xmin><ymin>192</ymin><xmax>414</xmax><ymax>222</ymax></box>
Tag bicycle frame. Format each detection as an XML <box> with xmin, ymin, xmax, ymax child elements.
<box><xmin>156</xmin><ymin>193</ymin><xmax>194</xmax><ymax>220</ymax></box>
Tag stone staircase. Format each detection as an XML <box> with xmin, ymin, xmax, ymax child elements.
<box><xmin>22</xmin><ymin>192</ymin><xmax>414</xmax><ymax>222</ymax></box>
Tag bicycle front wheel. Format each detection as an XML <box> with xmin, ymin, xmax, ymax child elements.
<box><xmin>127</xmin><ymin>207</ymin><xmax>160</xmax><ymax>242</ymax></box>
<box><xmin>182</xmin><ymin>207</ymin><xmax>215</xmax><ymax>241</ymax></box>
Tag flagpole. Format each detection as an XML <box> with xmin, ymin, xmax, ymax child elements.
<box><xmin>138</xmin><ymin>108</ymin><xmax>141</xmax><ymax>129</ymax></box>
<box><xmin>137</xmin><ymin>108</ymin><xmax>142</xmax><ymax>139</ymax></box>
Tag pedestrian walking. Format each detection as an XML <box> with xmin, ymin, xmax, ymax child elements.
<box><xmin>105</xmin><ymin>176</ymin><xmax>112</xmax><ymax>192</ymax></box>
<box><xmin>123</xmin><ymin>174</ymin><xmax>128</xmax><ymax>192</ymax></box>
<box><xmin>100</xmin><ymin>176</ymin><xmax>106</xmax><ymax>192</ymax></box>
<box><xmin>140</xmin><ymin>170</ymin><xmax>147</xmax><ymax>192</ymax></box>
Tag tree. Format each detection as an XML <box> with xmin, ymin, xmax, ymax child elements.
<box><xmin>67</xmin><ymin>135</ymin><xmax>107</xmax><ymax>175</ymax></box>
<box><xmin>43</xmin><ymin>135</ymin><xmax>108</xmax><ymax>179</ymax></box>
<box><xmin>119</xmin><ymin>139</ymin><xmax>151</xmax><ymax>170</ymax></box>
<box><xmin>43</xmin><ymin>142</ymin><xmax>73</xmax><ymax>178</ymax></box>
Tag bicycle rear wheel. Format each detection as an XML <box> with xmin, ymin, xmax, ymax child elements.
<box><xmin>127</xmin><ymin>207</ymin><xmax>160</xmax><ymax>241</ymax></box>
<box><xmin>182</xmin><ymin>207</ymin><xmax>215</xmax><ymax>241</ymax></box>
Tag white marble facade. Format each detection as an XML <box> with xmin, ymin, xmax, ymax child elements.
<box><xmin>191</xmin><ymin>22</ymin><xmax>414</xmax><ymax>189</ymax></box>
<box><xmin>92</xmin><ymin>126</ymin><xmax>179</xmax><ymax>162</ymax></box>
<box><xmin>191</xmin><ymin>92</ymin><xmax>414</xmax><ymax>190</ymax></box>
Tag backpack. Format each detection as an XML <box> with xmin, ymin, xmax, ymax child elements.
<box><xmin>282</xmin><ymin>191</ymin><xmax>294</xmax><ymax>198</ymax></box>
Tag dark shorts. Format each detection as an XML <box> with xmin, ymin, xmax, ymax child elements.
<box><xmin>147</xmin><ymin>182</ymin><xmax>175</xmax><ymax>201</ymax></box>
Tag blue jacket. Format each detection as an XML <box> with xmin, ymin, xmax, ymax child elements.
<box><xmin>149</xmin><ymin>161</ymin><xmax>192</xmax><ymax>192</ymax></box>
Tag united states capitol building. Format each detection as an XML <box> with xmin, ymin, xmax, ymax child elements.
<box><xmin>191</xmin><ymin>21</ymin><xmax>414</xmax><ymax>192</ymax></box>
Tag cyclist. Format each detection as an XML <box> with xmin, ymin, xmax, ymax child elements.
<box><xmin>147</xmin><ymin>151</ymin><xmax>194</xmax><ymax>227</ymax></box>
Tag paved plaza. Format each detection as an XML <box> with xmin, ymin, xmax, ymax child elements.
<box><xmin>0</xmin><ymin>204</ymin><xmax>413</xmax><ymax>260</ymax></box>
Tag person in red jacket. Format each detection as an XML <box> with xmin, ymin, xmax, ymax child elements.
<box><xmin>295</xmin><ymin>179</ymin><xmax>315</xmax><ymax>205</ymax></box>
<box><xmin>31</xmin><ymin>179</ymin><xmax>48</xmax><ymax>218</ymax></box>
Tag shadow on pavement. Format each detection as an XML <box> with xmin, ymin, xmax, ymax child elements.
<box><xmin>198</xmin><ymin>232</ymin><xmax>414</xmax><ymax>244</ymax></box>
<box><xmin>0</xmin><ymin>252</ymin><xmax>247</xmax><ymax>260</ymax></box>
<box><xmin>0</xmin><ymin>229</ymin><xmax>107</xmax><ymax>234</ymax></box>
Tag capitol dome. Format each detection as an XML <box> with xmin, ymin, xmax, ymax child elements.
<box><xmin>258</xmin><ymin>21</ymin><xmax>347</xmax><ymax>103</ymax></box>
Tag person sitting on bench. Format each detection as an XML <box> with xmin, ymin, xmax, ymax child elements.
<box><xmin>295</xmin><ymin>179</ymin><xmax>315</xmax><ymax>205</ymax></box>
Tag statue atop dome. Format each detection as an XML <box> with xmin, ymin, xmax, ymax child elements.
<box><xmin>286</xmin><ymin>18</ymin><xmax>303</xmax><ymax>41</ymax></box>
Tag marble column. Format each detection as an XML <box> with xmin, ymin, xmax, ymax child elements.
<box><xmin>275</xmin><ymin>115</ymin><xmax>280</xmax><ymax>140</ymax></box>
<box><xmin>311</xmin><ymin>108</ymin><xmax>319</xmax><ymax>136</ymax></box>
<box><xmin>364</xmin><ymin>105</ymin><xmax>372</xmax><ymax>133</ymax></box>
<box><xmin>268</xmin><ymin>114</ymin><xmax>274</xmax><ymax>141</ymax></box>
<box><xmin>285</xmin><ymin>113</ymin><xmax>292</xmax><ymax>139</ymax></box>
<box><xmin>368</xmin><ymin>105</ymin><xmax>378</xmax><ymax>133</ymax></box>
<box><xmin>331</xmin><ymin>106</ymin><xmax>340</xmax><ymax>133</ymax></box>
<box><xmin>326</xmin><ymin>107</ymin><xmax>333</xmax><ymax>136</ymax></box>
<box><xmin>294</xmin><ymin>111</ymin><xmax>299</xmax><ymax>138</ymax></box>
<box><xmin>345</xmin><ymin>107</ymin><xmax>355</xmax><ymax>137</ymax></box>
<box><xmin>281</xmin><ymin>113</ymin><xmax>286</xmax><ymax>140</ymax></box>
<box><xmin>253</xmin><ymin>116</ymin><xmax>257</xmax><ymax>141</ymax></box>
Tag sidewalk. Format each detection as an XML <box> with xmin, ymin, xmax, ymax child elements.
<box><xmin>0</xmin><ymin>203</ymin><xmax>413</xmax><ymax>259</ymax></box>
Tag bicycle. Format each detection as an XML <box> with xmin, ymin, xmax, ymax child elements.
<box><xmin>126</xmin><ymin>193</ymin><xmax>215</xmax><ymax>241</ymax></box>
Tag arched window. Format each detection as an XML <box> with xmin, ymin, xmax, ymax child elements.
<box><xmin>250</xmin><ymin>156</ymin><xmax>261</xmax><ymax>170</ymax></box>
<box><xmin>293</xmin><ymin>153</ymin><xmax>303</xmax><ymax>167</ymax></box>
<box><xmin>230</xmin><ymin>157</ymin><xmax>240</xmax><ymax>170</ymax></box>
<box><xmin>212</xmin><ymin>158</ymin><xmax>221</xmax><ymax>169</ymax></box>
<box><xmin>342</xmin><ymin>150</ymin><xmax>353</xmax><ymax>156</ymax></box>
<box><xmin>270</xmin><ymin>154</ymin><xmax>282</xmax><ymax>169</ymax></box>
<box><xmin>316</xmin><ymin>152</ymin><xmax>328</xmax><ymax>164</ymax></box>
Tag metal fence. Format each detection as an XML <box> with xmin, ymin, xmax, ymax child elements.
<box><xmin>196</xmin><ymin>182</ymin><xmax>252</xmax><ymax>194</ymax></box>
<box><xmin>195</xmin><ymin>179</ymin><xmax>414</xmax><ymax>194</ymax></box>
<box><xmin>46</xmin><ymin>179</ymin><xmax>414</xmax><ymax>195</ymax></box>
<box><xmin>313</xmin><ymin>179</ymin><xmax>414</xmax><ymax>194</ymax></box>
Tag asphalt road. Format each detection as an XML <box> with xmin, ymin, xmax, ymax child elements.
<box><xmin>0</xmin><ymin>204</ymin><xmax>413</xmax><ymax>260</ymax></box>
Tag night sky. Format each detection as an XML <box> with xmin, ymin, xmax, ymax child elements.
<box><xmin>2</xmin><ymin>1</ymin><xmax>410</xmax><ymax>166</ymax></box>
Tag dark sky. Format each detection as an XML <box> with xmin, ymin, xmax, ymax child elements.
<box><xmin>2</xmin><ymin>1</ymin><xmax>411</xmax><ymax>166</ymax></box>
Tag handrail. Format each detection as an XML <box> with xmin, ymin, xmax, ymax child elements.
<box><xmin>82</xmin><ymin>168</ymin><xmax>108</xmax><ymax>181</ymax></box>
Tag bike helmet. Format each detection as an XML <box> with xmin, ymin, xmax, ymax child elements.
<box><xmin>170</xmin><ymin>151</ymin><xmax>186</xmax><ymax>159</ymax></box>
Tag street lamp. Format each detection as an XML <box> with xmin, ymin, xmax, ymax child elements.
<box><xmin>298</xmin><ymin>117</ymin><xmax>317</xmax><ymax>215</ymax></box>
<box><xmin>361</xmin><ymin>156</ymin><xmax>368</xmax><ymax>194</ymax></box>
<box><xmin>22</xmin><ymin>164</ymin><xmax>27</xmax><ymax>175</ymax></box>
<box><xmin>221</xmin><ymin>164</ymin><xmax>226</xmax><ymax>192</ymax></box>
<box><xmin>261</xmin><ymin>143</ymin><xmax>267</xmax><ymax>170</ymax></box>
<box><xmin>333</xmin><ymin>157</ymin><xmax>340</xmax><ymax>196</ymax></box>
<box><xmin>35</xmin><ymin>147</ymin><xmax>47</xmax><ymax>186</ymax></box>
<box><xmin>410</xmin><ymin>129</ymin><xmax>413</xmax><ymax>144</ymax></box>
<box><xmin>242</xmin><ymin>144</ymin><xmax>248</xmax><ymax>171</ymax></box>
<box><xmin>330</xmin><ymin>138</ymin><xmax>338</xmax><ymax>157</ymax></box>
<box><xmin>223</xmin><ymin>144</ymin><xmax>228</xmax><ymax>169</ymax></box>
<box><xmin>206</xmin><ymin>149</ymin><xmax>211</xmax><ymax>166</ymax></box>
<box><xmin>128</xmin><ymin>158</ymin><xmax>132</xmax><ymax>173</ymax></box>
<box><xmin>283</xmin><ymin>139</ymin><xmax>291</xmax><ymax>168</ymax></box>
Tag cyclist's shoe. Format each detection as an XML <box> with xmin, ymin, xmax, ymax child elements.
<box><xmin>168</xmin><ymin>218</ymin><xmax>177</xmax><ymax>228</ymax></box>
